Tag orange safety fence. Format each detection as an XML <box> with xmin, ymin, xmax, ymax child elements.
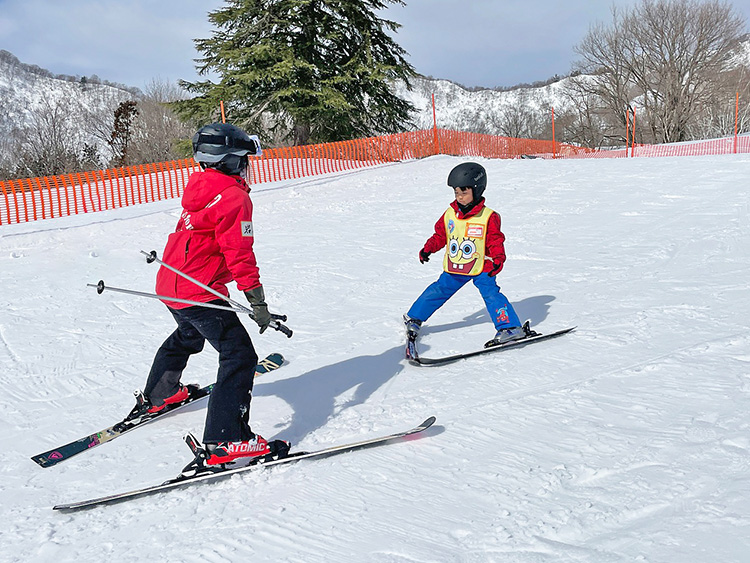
<box><xmin>0</xmin><ymin>128</ymin><xmax>746</xmax><ymax>226</ymax></box>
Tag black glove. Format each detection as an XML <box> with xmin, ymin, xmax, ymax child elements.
<box><xmin>419</xmin><ymin>249</ymin><xmax>431</xmax><ymax>264</ymax></box>
<box><xmin>488</xmin><ymin>260</ymin><xmax>503</xmax><ymax>277</ymax></box>
<box><xmin>244</xmin><ymin>285</ymin><xmax>271</xmax><ymax>334</ymax></box>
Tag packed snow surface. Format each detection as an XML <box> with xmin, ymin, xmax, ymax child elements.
<box><xmin>1</xmin><ymin>153</ymin><xmax>749</xmax><ymax>562</ymax></box>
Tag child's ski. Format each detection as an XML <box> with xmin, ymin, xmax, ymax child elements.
<box><xmin>407</xmin><ymin>327</ymin><xmax>575</xmax><ymax>366</ymax></box>
<box><xmin>53</xmin><ymin>416</ymin><xmax>436</xmax><ymax>511</ymax></box>
<box><xmin>31</xmin><ymin>352</ymin><xmax>285</xmax><ymax>468</ymax></box>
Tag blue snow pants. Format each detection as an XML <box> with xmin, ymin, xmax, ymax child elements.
<box><xmin>407</xmin><ymin>271</ymin><xmax>521</xmax><ymax>330</ymax></box>
<box><xmin>145</xmin><ymin>300</ymin><xmax>258</xmax><ymax>443</ymax></box>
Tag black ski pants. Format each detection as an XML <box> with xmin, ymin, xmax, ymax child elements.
<box><xmin>144</xmin><ymin>301</ymin><xmax>258</xmax><ymax>443</ymax></box>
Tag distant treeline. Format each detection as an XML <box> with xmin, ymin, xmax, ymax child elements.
<box><xmin>0</xmin><ymin>50</ymin><xmax>140</xmax><ymax>96</ymax></box>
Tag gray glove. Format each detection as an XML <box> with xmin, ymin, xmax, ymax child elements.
<box><xmin>244</xmin><ymin>285</ymin><xmax>271</xmax><ymax>334</ymax></box>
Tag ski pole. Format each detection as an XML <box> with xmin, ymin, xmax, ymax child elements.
<box><xmin>140</xmin><ymin>250</ymin><xmax>292</xmax><ymax>337</ymax></box>
<box><xmin>141</xmin><ymin>250</ymin><xmax>251</xmax><ymax>314</ymax></box>
<box><xmin>89</xmin><ymin>279</ymin><xmax>293</xmax><ymax>338</ymax></box>
<box><xmin>90</xmin><ymin>280</ymin><xmax>289</xmax><ymax>324</ymax></box>
<box><xmin>88</xmin><ymin>280</ymin><xmax>247</xmax><ymax>313</ymax></box>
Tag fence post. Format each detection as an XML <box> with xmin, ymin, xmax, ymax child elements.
<box><xmin>735</xmin><ymin>92</ymin><xmax>739</xmax><ymax>154</ymax></box>
<box><xmin>626</xmin><ymin>109</ymin><xmax>630</xmax><ymax>158</ymax></box>
<box><xmin>631</xmin><ymin>107</ymin><xmax>637</xmax><ymax>158</ymax></box>
<box><xmin>432</xmin><ymin>93</ymin><xmax>439</xmax><ymax>155</ymax></box>
<box><xmin>551</xmin><ymin>107</ymin><xmax>556</xmax><ymax>159</ymax></box>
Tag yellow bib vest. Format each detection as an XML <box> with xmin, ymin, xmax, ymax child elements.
<box><xmin>442</xmin><ymin>206</ymin><xmax>493</xmax><ymax>276</ymax></box>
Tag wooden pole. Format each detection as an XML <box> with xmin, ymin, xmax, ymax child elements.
<box><xmin>551</xmin><ymin>107</ymin><xmax>556</xmax><ymax>159</ymax></box>
<box><xmin>625</xmin><ymin>109</ymin><xmax>630</xmax><ymax>158</ymax></box>
<box><xmin>220</xmin><ymin>101</ymin><xmax>226</xmax><ymax>123</ymax></box>
<box><xmin>631</xmin><ymin>106</ymin><xmax>637</xmax><ymax>158</ymax></box>
<box><xmin>432</xmin><ymin>93</ymin><xmax>439</xmax><ymax>155</ymax></box>
<box><xmin>734</xmin><ymin>92</ymin><xmax>739</xmax><ymax>154</ymax></box>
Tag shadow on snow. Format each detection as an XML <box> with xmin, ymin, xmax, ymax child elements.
<box><xmin>253</xmin><ymin>295</ymin><xmax>556</xmax><ymax>443</ymax></box>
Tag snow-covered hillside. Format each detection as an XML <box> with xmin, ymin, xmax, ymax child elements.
<box><xmin>0</xmin><ymin>47</ymin><xmax>565</xmax><ymax>141</ymax></box>
<box><xmin>399</xmin><ymin>34</ymin><xmax>750</xmax><ymax>134</ymax></box>
<box><xmin>395</xmin><ymin>74</ymin><xmax>571</xmax><ymax>132</ymax></box>
<box><xmin>3</xmin><ymin>33</ymin><xmax>749</xmax><ymax>148</ymax></box>
<box><xmin>0</xmin><ymin>50</ymin><xmax>132</xmax><ymax>134</ymax></box>
<box><xmin>1</xmin><ymin>152</ymin><xmax>749</xmax><ymax>561</ymax></box>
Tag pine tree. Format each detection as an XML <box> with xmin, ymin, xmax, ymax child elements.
<box><xmin>173</xmin><ymin>0</ymin><xmax>416</xmax><ymax>145</ymax></box>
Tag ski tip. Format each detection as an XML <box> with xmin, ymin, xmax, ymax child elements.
<box><xmin>420</xmin><ymin>416</ymin><xmax>437</xmax><ymax>429</ymax></box>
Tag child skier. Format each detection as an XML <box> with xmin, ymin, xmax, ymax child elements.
<box><xmin>125</xmin><ymin>122</ymin><xmax>283</xmax><ymax>467</ymax></box>
<box><xmin>404</xmin><ymin>162</ymin><xmax>525</xmax><ymax>348</ymax></box>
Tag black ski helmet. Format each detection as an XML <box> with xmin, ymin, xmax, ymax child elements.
<box><xmin>447</xmin><ymin>162</ymin><xmax>487</xmax><ymax>200</ymax></box>
<box><xmin>192</xmin><ymin>122</ymin><xmax>259</xmax><ymax>176</ymax></box>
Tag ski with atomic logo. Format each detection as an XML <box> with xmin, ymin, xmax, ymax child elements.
<box><xmin>53</xmin><ymin>416</ymin><xmax>436</xmax><ymax>511</ymax></box>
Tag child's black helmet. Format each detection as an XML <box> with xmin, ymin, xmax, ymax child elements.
<box><xmin>447</xmin><ymin>162</ymin><xmax>487</xmax><ymax>200</ymax></box>
<box><xmin>192</xmin><ymin>122</ymin><xmax>259</xmax><ymax>176</ymax></box>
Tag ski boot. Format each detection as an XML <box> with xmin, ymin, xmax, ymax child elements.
<box><xmin>178</xmin><ymin>432</ymin><xmax>292</xmax><ymax>479</ymax></box>
<box><xmin>119</xmin><ymin>384</ymin><xmax>196</xmax><ymax>430</ymax></box>
<box><xmin>403</xmin><ymin>314</ymin><xmax>422</xmax><ymax>340</ymax></box>
<box><xmin>146</xmin><ymin>384</ymin><xmax>190</xmax><ymax>414</ymax></box>
<box><xmin>484</xmin><ymin>320</ymin><xmax>537</xmax><ymax>348</ymax></box>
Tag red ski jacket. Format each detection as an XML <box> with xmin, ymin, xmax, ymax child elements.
<box><xmin>155</xmin><ymin>168</ymin><xmax>261</xmax><ymax>309</ymax></box>
<box><xmin>422</xmin><ymin>198</ymin><xmax>507</xmax><ymax>274</ymax></box>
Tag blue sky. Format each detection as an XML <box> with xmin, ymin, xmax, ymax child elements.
<box><xmin>1</xmin><ymin>0</ymin><xmax>749</xmax><ymax>91</ymax></box>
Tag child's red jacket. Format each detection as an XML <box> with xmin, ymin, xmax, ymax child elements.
<box><xmin>155</xmin><ymin>168</ymin><xmax>261</xmax><ymax>309</ymax></box>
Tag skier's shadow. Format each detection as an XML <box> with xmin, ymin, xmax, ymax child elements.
<box><xmin>254</xmin><ymin>295</ymin><xmax>555</xmax><ymax>442</ymax></box>
<box><xmin>253</xmin><ymin>345</ymin><xmax>405</xmax><ymax>443</ymax></box>
<box><xmin>419</xmin><ymin>294</ymin><xmax>556</xmax><ymax>337</ymax></box>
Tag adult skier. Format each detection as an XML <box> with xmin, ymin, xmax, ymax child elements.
<box><xmin>125</xmin><ymin>122</ymin><xmax>280</xmax><ymax>466</ymax></box>
<box><xmin>403</xmin><ymin>162</ymin><xmax>525</xmax><ymax>347</ymax></box>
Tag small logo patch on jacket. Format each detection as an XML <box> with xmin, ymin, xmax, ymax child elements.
<box><xmin>241</xmin><ymin>221</ymin><xmax>254</xmax><ymax>237</ymax></box>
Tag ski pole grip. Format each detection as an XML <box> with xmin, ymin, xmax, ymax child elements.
<box><xmin>272</xmin><ymin>321</ymin><xmax>293</xmax><ymax>338</ymax></box>
<box><xmin>271</xmin><ymin>312</ymin><xmax>288</xmax><ymax>322</ymax></box>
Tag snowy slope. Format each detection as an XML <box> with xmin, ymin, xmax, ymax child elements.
<box><xmin>0</xmin><ymin>51</ymin><xmax>132</xmax><ymax>131</ymax></box>
<box><xmin>1</xmin><ymin>153</ymin><xmax>750</xmax><ymax>562</ymax></box>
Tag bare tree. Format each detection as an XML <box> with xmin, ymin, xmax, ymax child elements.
<box><xmin>689</xmin><ymin>63</ymin><xmax>750</xmax><ymax>138</ymax></box>
<box><xmin>559</xmin><ymin>77</ymin><xmax>618</xmax><ymax>148</ymax></box>
<box><xmin>493</xmin><ymin>103</ymin><xmax>541</xmax><ymax>139</ymax></box>
<box><xmin>127</xmin><ymin>79</ymin><xmax>194</xmax><ymax>164</ymax></box>
<box><xmin>572</xmin><ymin>0</ymin><xmax>746</xmax><ymax>144</ymax></box>
<box><xmin>87</xmin><ymin>79</ymin><xmax>194</xmax><ymax>168</ymax></box>
<box><xmin>572</xmin><ymin>7</ymin><xmax>639</xmax><ymax>139</ymax></box>
<box><xmin>14</xmin><ymin>96</ymin><xmax>82</xmax><ymax>177</ymax></box>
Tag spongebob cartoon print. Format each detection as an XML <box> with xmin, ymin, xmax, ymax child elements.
<box><xmin>442</xmin><ymin>207</ymin><xmax>491</xmax><ymax>276</ymax></box>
